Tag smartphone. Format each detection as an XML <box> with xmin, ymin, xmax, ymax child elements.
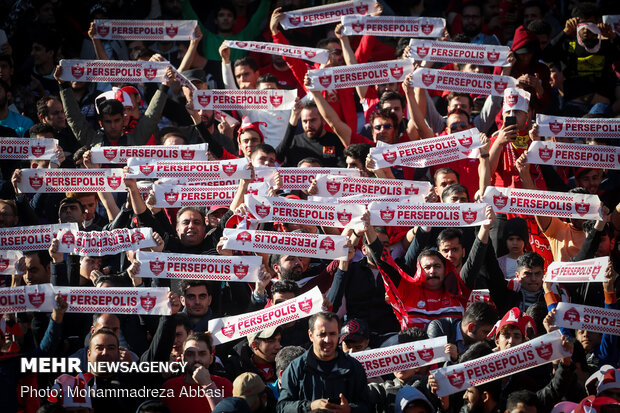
<box><xmin>504</xmin><ymin>115</ymin><xmax>517</xmax><ymax>127</ymax></box>
<box><xmin>328</xmin><ymin>397</ymin><xmax>340</xmax><ymax>405</ymax></box>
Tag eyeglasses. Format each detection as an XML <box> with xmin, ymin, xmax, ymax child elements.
<box><xmin>373</xmin><ymin>123</ymin><xmax>393</xmax><ymax>131</ymax></box>
<box><xmin>329</xmin><ymin>49</ymin><xmax>343</xmax><ymax>56</ymax></box>
<box><xmin>450</xmin><ymin>122</ymin><xmax>469</xmax><ymax>130</ymax></box>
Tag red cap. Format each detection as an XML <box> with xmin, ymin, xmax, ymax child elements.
<box><xmin>487</xmin><ymin>307</ymin><xmax>536</xmax><ymax>340</ymax></box>
<box><xmin>574</xmin><ymin>395</ymin><xmax>620</xmax><ymax>413</ymax></box>
<box><xmin>121</xmin><ymin>85</ymin><xmax>144</xmax><ymax>106</ymax></box>
<box><xmin>237</xmin><ymin>116</ymin><xmax>266</xmax><ymax>142</ymax></box>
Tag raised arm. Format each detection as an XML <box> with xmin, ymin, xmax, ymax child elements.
<box><xmin>305</xmin><ymin>75</ymin><xmax>352</xmax><ymax>146</ymax></box>
<box><xmin>88</xmin><ymin>22</ymin><xmax>109</xmax><ymax>60</ymax></box>
<box><xmin>334</xmin><ymin>24</ymin><xmax>367</xmax><ymax>100</ymax></box>
<box><xmin>404</xmin><ymin>73</ymin><xmax>434</xmax><ymax>139</ymax></box>
<box><xmin>515</xmin><ymin>151</ymin><xmax>552</xmax><ymax>231</ymax></box>
<box><xmin>177</xmin><ymin>26</ymin><xmax>203</xmax><ymax>73</ymax></box>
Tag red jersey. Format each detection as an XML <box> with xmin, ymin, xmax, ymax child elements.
<box><xmin>162</xmin><ymin>375</ymin><xmax>233</xmax><ymax>413</ymax></box>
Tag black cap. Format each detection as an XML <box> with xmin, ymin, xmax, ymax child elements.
<box><xmin>340</xmin><ymin>318</ymin><xmax>369</xmax><ymax>343</ymax></box>
<box><xmin>181</xmin><ymin>69</ymin><xmax>206</xmax><ymax>83</ymax></box>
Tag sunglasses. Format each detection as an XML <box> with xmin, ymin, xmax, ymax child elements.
<box><xmin>329</xmin><ymin>49</ymin><xmax>343</xmax><ymax>56</ymax></box>
<box><xmin>373</xmin><ymin>123</ymin><xmax>393</xmax><ymax>131</ymax></box>
<box><xmin>450</xmin><ymin>122</ymin><xmax>469</xmax><ymax>130</ymax></box>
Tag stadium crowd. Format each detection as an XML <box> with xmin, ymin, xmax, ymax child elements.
<box><xmin>0</xmin><ymin>0</ymin><xmax>620</xmax><ymax>412</ymax></box>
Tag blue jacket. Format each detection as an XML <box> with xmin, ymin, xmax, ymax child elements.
<box><xmin>277</xmin><ymin>348</ymin><xmax>370</xmax><ymax>412</ymax></box>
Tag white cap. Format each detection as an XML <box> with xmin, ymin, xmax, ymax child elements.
<box><xmin>502</xmin><ymin>87</ymin><xmax>531</xmax><ymax>114</ymax></box>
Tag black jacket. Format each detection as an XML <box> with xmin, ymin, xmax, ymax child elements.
<box><xmin>326</xmin><ymin>243</ymin><xmax>400</xmax><ymax>334</ymax></box>
<box><xmin>277</xmin><ymin>348</ymin><xmax>370</xmax><ymax>412</ymax></box>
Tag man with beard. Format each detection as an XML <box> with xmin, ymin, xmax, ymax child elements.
<box><xmin>275</xmin><ymin>100</ymin><xmax>348</xmax><ymax>167</ymax></box>
<box><xmin>268</xmin><ymin>249</ymin><xmax>338</xmax><ymax>295</ymax></box>
<box><xmin>456</xmin><ymin>2</ymin><xmax>501</xmax><ymax>45</ymax></box>
<box><xmin>456</xmin><ymin>343</ymin><xmax>503</xmax><ymax>413</ymax></box>
<box><xmin>162</xmin><ymin>332</ymin><xmax>233</xmax><ymax>413</ymax></box>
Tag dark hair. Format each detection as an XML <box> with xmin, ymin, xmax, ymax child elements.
<box><xmin>308</xmin><ymin>311</ymin><xmax>339</xmax><ymax>332</ymax></box>
<box><xmin>571</xmin><ymin>2</ymin><xmax>600</xmax><ymax>20</ymax></box>
<box><xmin>271</xmin><ymin>279</ymin><xmax>300</xmax><ymax>297</ymax></box>
<box><xmin>29</xmin><ymin>123</ymin><xmax>55</xmax><ymax>137</ymax></box>
<box><xmin>506</xmin><ymin>390</ymin><xmax>539</xmax><ymax>411</ymax></box>
<box><xmin>94</xmin><ymin>275</ymin><xmax>127</xmax><ymax>287</ymax></box>
<box><xmin>433</xmin><ymin>167</ymin><xmax>459</xmax><ymax>184</ymax></box>
<box><xmin>379</xmin><ymin>91</ymin><xmax>405</xmax><ymax>109</ymax></box>
<box><xmin>343</xmin><ymin>143</ymin><xmax>371</xmax><ymax>162</ymax></box>
<box><xmin>303</xmin><ymin>100</ymin><xmax>318</xmax><ymax>111</ymax></box>
<box><xmin>461</xmin><ymin>1</ymin><xmax>482</xmax><ymax>15</ymax></box>
<box><xmin>180</xmin><ymin>280</ymin><xmax>213</xmax><ymax>297</ymax></box>
<box><xmin>176</xmin><ymin>206</ymin><xmax>207</xmax><ymax>224</ymax></box>
<box><xmin>441</xmin><ymin>184</ymin><xmax>469</xmax><ymax>202</ymax></box>
<box><xmin>257</xmin><ymin>74</ymin><xmax>279</xmax><ymax>87</ymax></box>
<box><xmin>447</xmin><ymin>108</ymin><xmax>470</xmax><ymax>120</ymax></box>
<box><xmin>215</xmin><ymin>3</ymin><xmax>237</xmax><ymax>19</ymax></box>
<box><xmin>525</xmin><ymin>302</ymin><xmax>547</xmax><ymax>337</ymax></box>
<box><xmin>0</xmin><ymin>199</ymin><xmax>17</xmax><ymax>216</ymax></box>
<box><xmin>97</xmin><ymin>99</ymin><xmax>124</xmax><ymax>117</ymax></box>
<box><xmin>250</xmin><ymin>143</ymin><xmax>276</xmax><ymax>157</ymax></box>
<box><xmin>450</xmin><ymin>33</ymin><xmax>471</xmax><ymax>43</ymax></box>
<box><xmin>59</xmin><ymin>197</ymin><xmax>85</xmax><ymax>213</ymax></box>
<box><xmin>297</xmin><ymin>157</ymin><xmax>322</xmax><ymax>167</ymax></box>
<box><xmin>174</xmin><ymin>313</ymin><xmax>192</xmax><ymax>334</ymax></box>
<box><xmin>418</xmin><ymin>249</ymin><xmax>447</xmax><ymax>267</ymax></box>
<box><xmin>136</xmin><ymin>49</ymin><xmax>156</xmax><ymax>60</ymax></box>
<box><xmin>527</xmin><ymin>19</ymin><xmax>552</xmax><ymax>36</ymax></box>
<box><xmin>158</xmin><ymin>126</ymin><xmax>186</xmax><ymax>144</ymax></box>
<box><xmin>91</xmin><ymin>313</ymin><xmax>119</xmax><ymax>327</ymax></box>
<box><xmin>32</xmin><ymin>30</ymin><xmax>61</xmax><ymax>58</ymax></box>
<box><xmin>89</xmin><ymin>327</ymin><xmax>119</xmax><ymax>348</ymax></box>
<box><xmin>73</xmin><ymin>145</ymin><xmax>91</xmax><ymax>163</ymax></box>
<box><xmin>233</xmin><ymin>56</ymin><xmax>258</xmax><ymax>72</ymax></box>
<box><xmin>447</xmin><ymin>92</ymin><xmax>473</xmax><ymax>108</ymax></box>
<box><xmin>35</xmin><ymin>404</ymin><xmax>67</xmax><ymax>413</ymax></box>
<box><xmin>316</xmin><ymin>37</ymin><xmax>339</xmax><ymax>49</ymax></box>
<box><xmin>437</xmin><ymin>228</ymin><xmax>463</xmax><ymax>247</ymax></box>
<box><xmin>137</xmin><ymin>400</ymin><xmax>171</xmax><ymax>413</ymax></box>
<box><xmin>463</xmin><ymin>301</ymin><xmax>498</xmax><ymax>327</ymax></box>
<box><xmin>268</xmin><ymin>253</ymin><xmax>283</xmax><ymax>271</ymax></box>
<box><xmin>568</xmin><ymin>186</ymin><xmax>589</xmax><ymax>195</ymax></box>
<box><xmin>516</xmin><ymin>252</ymin><xmax>545</xmax><ymax>272</ymax></box>
<box><xmin>275</xmin><ymin>346</ymin><xmax>305</xmax><ymax>374</ymax></box>
<box><xmin>369</xmin><ymin>108</ymin><xmax>398</xmax><ymax>128</ymax></box>
<box><xmin>397</xmin><ymin>327</ymin><xmax>428</xmax><ymax>344</ymax></box>
<box><xmin>459</xmin><ymin>341</ymin><xmax>492</xmax><ymax>362</ymax></box>
<box><xmin>24</xmin><ymin>250</ymin><xmax>51</xmax><ymax>268</ymax></box>
<box><xmin>184</xmin><ymin>331</ymin><xmax>214</xmax><ymax>354</ymax></box>
<box><xmin>36</xmin><ymin>95</ymin><xmax>61</xmax><ymax>119</ymax></box>
<box><xmin>395</xmin><ymin>38</ymin><xmax>410</xmax><ymax>59</ymax></box>
<box><xmin>583</xmin><ymin>220</ymin><xmax>613</xmax><ymax>238</ymax></box>
<box><xmin>522</xmin><ymin>0</ymin><xmax>547</xmax><ymax>15</ymax></box>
